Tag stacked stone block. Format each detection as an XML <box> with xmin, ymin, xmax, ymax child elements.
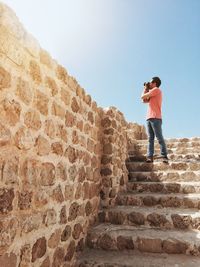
<box><xmin>100</xmin><ymin>107</ymin><xmax>129</xmax><ymax>207</ymax></box>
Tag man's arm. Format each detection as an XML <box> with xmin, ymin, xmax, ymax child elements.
<box><xmin>141</xmin><ymin>92</ymin><xmax>151</xmax><ymax>101</ymax></box>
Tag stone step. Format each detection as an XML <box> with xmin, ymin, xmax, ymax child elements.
<box><xmin>116</xmin><ymin>192</ymin><xmax>200</xmax><ymax>209</ymax></box>
<box><xmin>129</xmin><ymin>147</ymin><xmax>200</xmax><ymax>155</ymax></box>
<box><xmin>128</xmin><ymin>170</ymin><xmax>200</xmax><ymax>182</ymax></box>
<box><xmin>126</xmin><ymin>161</ymin><xmax>200</xmax><ymax>172</ymax></box>
<box><xmin>77</xmin><ymin>248</ymin><xmax>200</xmax><ymax>267</ymax></box>
<box><xmin>86</xmin><ymin>223</ymin><xmax>200</xmax><ymax>256</ymax></box>
<box><xmin>127</xmin><ymin>153</ymin><xmax>200</xmax><ymax>162</ymax></box>
<box><xmin>127</xmin><ymin>181</ymin><xmax>200</xmax><ymax>194</ymax></box>
<box><xmin>136</xmin><ymin>141</ymin><xmax>200</xmax><ymax>149</ymax></box>
<box><xmin>98</xmin><ymin>205</ymin><xmax>200</xmax><ymax>231</ymax></box>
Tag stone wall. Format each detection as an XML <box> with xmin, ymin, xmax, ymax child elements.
<box><xmin>100</xmin><ymin>107</ymin><xmax>129</xmax><ymax>207</ymax></box>
<box><xmin>0</xmin><ymin>3</ymin><xmax>146</xmax><ymax>267</ymax></box>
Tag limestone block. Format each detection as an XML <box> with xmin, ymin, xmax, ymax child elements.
<box><xmin>0</xmin><ymin>188</ymin><xmax>14</xmax><ymax>214</ymax></box>
<box><xmin>32</xmin><ymin>237</ymin><xmax>47</xmax><ymax>262</ymax></box>
<box><xmin>29</xmin><ymin>60</ymin><xmax>42</xmax><ymax>84</ymax></box>
<box><xmin>17</xmin><ymin>190</ymin><xmax>32</xmax><ymax>210</ymax></box>
<box><xmin>48</xmin><ymin>229</ymin><xmax>62</xmax><ymax>249</ymax></box>
<box><xmin>45</xmin><ymin>76</ymin><xmax>58</xmax><ymax>96</ymax></box>
<box><xmin>35</xmin><ymin>135</ymin><xmax>51</xmax><ymax>156</ymax></box>
<box><xmin>14</xmin><ymin>126</ymin><xmax>34</xmax><ymax>150</ymax></box>
<box><xmin>116</xmin><ymin>236</ymin><xmax>134</xmax><ymax>250</ymax></box>
<box><xmin>64</xmin><ymin>240</ymin><xmax>76</xmax><ymax>261</ymax></box>
<box><xmin>71</xmin><ymin>97</ymin><xmax>80</xmax><ymax>113</ymax></box>
<box><xmin>52</xmin><ymin>247</ymin><xmax>65</xmax><ymax>267</ymax></box>
<box><xmin>51</xmin><ymin>101</ymin><xmax>65</xmax><ymax>119</ymax></box>
<box><xmin>0</xmin><ymin>98</ymin><xmax>21</xmax><ymax>126</ymax></box>
<box><xmin>68</xmin><ymin>202</ymin><xmax>80</xmax><ymax>221</ymax></box>
<box><xmin>0</xmin><ymin>66</ymin><xmax>11</xmax><ymax>89</ymax></box>
<box><xmin>24</xmin><ymin>109</ymin><xmax>42</xmax><ymax>130</ymax></box>
<box><xmin>34</xmin><ymin>90</ymin><xmax>49</xmax><ymax>116</ymax></box>
<box><xmin>60</xmin><ymin>205</ymin><xmax>67</xmax><ymax>224</ymax></box>
<box><xmin>40</xmin><ymin>162</ymin><xmax>55</xmax><ymax>186</ymax></box>
<box><xmin>72</xmin><ymin>223</ymin><xmax>83</xmax><ymax>240</ymax></box>
<box><xmin>137</xmin><ymin>237</ymin><xmax>162</xmax><ymax>253</ymax></box>
<box><xmin>61</xmin><ymin>225</ymin><xmax>71</xmax><ymax>242</ymax></box>
<box><xmin>61</xmin><ymin>87</ymin><xmax>71</xmax><ymax>105</ymax></box>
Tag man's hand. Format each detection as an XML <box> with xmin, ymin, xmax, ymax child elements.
<box><xmin>141</xmin><ymin>91</ymin><xmax>151</xmax><ymax>103</ymax></box>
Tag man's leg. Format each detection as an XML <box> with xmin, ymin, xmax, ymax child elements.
<box><xmin>147</xmin><ymin>119</ymin><xmax>155</xmax><ymax>161</ymax></box>
<box><xmin>151</xmin><ymin>119</ymin><xmax>168</xmax><ymax>159</ymax></box>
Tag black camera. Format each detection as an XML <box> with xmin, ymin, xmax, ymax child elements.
<box><xmin>144</xmin><ymin>82</ymin><xmax>150</xmax><ymax>89</ymax></box>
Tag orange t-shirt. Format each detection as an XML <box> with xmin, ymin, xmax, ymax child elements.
<box><xmin>146</xmin><ymin>87</ymin><xmax>162</xmax><ymax>120</ymax></box>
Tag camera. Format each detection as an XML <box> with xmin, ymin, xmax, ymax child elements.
<box><xmin>144</xmin><ymin>82</ymin><xmax>150</xmax><ymax>90</ymax></box>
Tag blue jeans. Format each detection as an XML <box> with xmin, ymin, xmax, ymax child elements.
<box><xmin>146</xmin><ymin>118</ymin><xmax>167</xmax><ymax>157</ymax></box>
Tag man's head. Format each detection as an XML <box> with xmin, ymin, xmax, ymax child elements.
<box><xmin>150</xmin><ymin>76</ymin><xmax>161</xmax><ymax>88</ymax></box>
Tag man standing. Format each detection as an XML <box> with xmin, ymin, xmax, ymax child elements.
<box><xmin>141</xmin><ymin>76</ymin><xmax>168</xmax><ymax>163</ymax></box>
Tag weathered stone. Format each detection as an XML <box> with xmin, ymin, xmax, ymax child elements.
<box><xmin>3</xmin><ymin>157</ymin><xmax>19</xmax><ymax>184</ymax></box>
<box><xmin>87</xmin><ymin>138</ymin><xmax>94</xmax><ymax>152</ymax></box>
<box><xmin>85</xmin><ymin>201</ymin><xmax>92</xmax><ymax>216</ymax></box>
<box><xmin>21</xmin><ymin>159</ymin><xmax>40</xmax><ymax>186</ymax></box>
<box><xmin>18</xmin><ymin>190</ymin><xmax>32</xmax><ymax>210</ymax></box>
<box><xmin>45</xmin><ymin>76</ymin><xmax>58</xmax><ymax>96</ymax></box>
<box><xmin>24</xmin><ymin>110</ymin><xmax>42</xmax><ymax>130</ymax></box>
<box><xmin>51</xmin><ymin>142</ymin><xmax>63</xmax><ymax>155</ymax></box>
<box><xmin>16</xmin><ymin>78</ymin><xmax>32</xmax><ymax>105</ymax></box>
<box><xmin>143</xmin><ymin>196</ymin><xmax>158</xmax><ymax>206</ymax></box>
<box><xmin>0</xmin><ymin>123</ymin><xmax>11</xmax><ymax>146</ymax></box>
<box><xmin>56</xmin><ymin>65</ymin><xmax>68</xmax><ymax>84</ymax></box>
<box><xmin>0</xmin><ymin>252</ymin><xmax>17</xmax><ymax>267</ymax></box>
<box><xmin>68</xmin><ymin>202</ymin><xmax>80</xmax><ymax>221</ymax></box>
<box><xmin>71</xmin><ymin>97</ymin><xmax>80</xmax><ymax>113</ymax></box>
<box><xmin>52</xmin><ymin>101</ymin><xmax>65</xmax><ymax>118</ymax></box>
<box><xmin>65</xmin><ymin>184</ymin><xmax>74</xmax><ymax>200</ymax></box>
<box><xmin>101</xmin><ymin>155</ymin><xmax>112</xmax><ymax>165</ymax></box>
<box><xmin>0</xmin><ymin>217</ymin><xmax>18</xmax><ymax>255</ymax></box>
<box><xmin>101</xmin><ymin>118</ymin><xmax>112</xmax><ymax>128</ymax></box>
<box><xmin>108</xmin><ymin>211</ymin><xmax>126</xmax><ymax>224</ymax></box>
<box><xmin>100</xmin><ymin>168</ymin><xmax>112</xmax><ymax>176</ymax></box>
<box><xmin>128</xmin><ymin>211</ymin><xmax>145</xmax><ymax>225</ymax></box>
<box><xmin>103</xmin><ymin>144</ymin><xmax>113</xmax><ymax>154</ymax></box>
<box><xmin>48</xmin><ymin>229</ymin><xmax>61</xmax><ymax>248</ymax></box>
<box><xmin>52</xmin><ymin>185</ymin><xmax>64</xmax><ymax>203</ymax></box>
<box><xmin>57</xmin><ymin>124</ymin><xmax>68</xmax><ymax>142</ymax></box>
<box><xmin>0</xmin><ymin>188</ymin><xmax>14</xmax><ymax>214</ymax></box>
<box><xmin>137</xmin><ymin>237</ymin><xmax>162</xmax><ymax>253</ymax></box>
<box><xmin>78</xmin><ymin>166</ymin><xmax>86</xmax><ymax>182</ymax></box>
<box><xmin>68</xmin><ymin>165</ymin><xmax>77</xmax><ymax>182</ymax></box>
<box><xmin>52</xmin><ymin>247</ymin><xmax>65</xmax><ymax>267</ymax></box>
<box><xmin>32</xmin><ymin>237</ymin><xmax>46</xmax><ymax>262</ymax></box>
<box><xmin>163</xmin><ymin>239</ymin><xmax>188</xmax><ymax>254</ymax></box>
<box><xmin>65</xmin><ymin>146</ymin><xmax>77</xmax><ymax>163</ymax></box>
<box><xmin>0</xmin><ymin>66</ymin><xmax>11</xmax><ymax>89</ymax></box>
<box><xmin>36</xmin><ymin>135</ymin><xmax>51</xmax><ymax>156</ymax></box>
<box><xmin>72</xmin><ymin>223</ymin><xmax>83</xmax><ymax>239</ymax></box>
<box><xmin>44</xmin><ymin>119</ymin><xmax>56</xmax><ymax>139</ymax></box>
<box><xmin>0</xmin><ymin>98</ymin><xmax>21</xmax><ymax>126</ymax></box>
<box><xmin>14</xmin><ymin>127</ymin><xmax>34</xmax><ymax>150</ymax></box>
<box><xmin>56</xmin><ymin>161</ymin><xmax>67</xmax><ymax>181</ymax></box>
<box><xmin>43</xmin><ymin>209</ymin><xmax>57</xmax><ymax>226</ymax></box>
<box><xmin>30</xmin><ymin>60</ymin><xmax>42</xmax><ymax>84</ymax></box>
<box><xmin>147</xmin><ymin>213</ymin><xmax>169</xmax><ymax>227</ymax></box>
<box><xmin>72</xmin><ymin>130</ymin><xmax>79</xmax><ymax>144</ymax></box>
<box><xmin>60</xmin><ymin>205</ymin><xmax>67</xmax><ymax>224</ymax></box>
<box><xmin>64</xmin><ymin>240</ymin><xmax>76</xmax><ymax>261</ymax></box>
<box><xmin>34</xmin><ymin>90</ymin><xmax>49</xmax><ymax>115</ymax></box>
<box><xmin>61</xmin><ymin>225</ymin><xmax>71</xmax><ymax>241</ymax></box>
<box><xmin>171</xmin><ymin>214</ymin><xmax>192</xmax><ymax>229</ymax></box>
<box><xmin>98</xmin><ymin>234</ymin><xmax>115</xmax><ymax>250</ymax></box>
<box><xmin>88</xmin><ymin>111</ymin><xmax>94</xmax><ymax>124</ymax></box>
<box><xmin>117</xmin><ymin>236</ymin><xmax>134</xmax><ymax>250</ymax></box>
<box><xmin>84</xmin><ymin>94</ymin><xmax>92</xmax><ymax>106</ymax></box>
<box><xmin>40</xmin><ymin>162</ymin><xmax>55</xmax><ymax>186</ymax></box>
<box><xmin>160</xmin><ymin>196</ymin><xmax>182</xmax><ymax>208</ymax></box>
<box><xmin>40</xmin><ymin>49</ymin><xmax>52</xmax><ymax>67</ymax></box>
<box><xmin>65</xmin><ymin>110</ymin><xmax>75</xmax><ymax>127</ymax></box>
<box><xmin>61</xmin><ymin>87</ymin><xmax>71</xmax><ymax>105</ymax></box>
<box><xmin>75</xmin><ymin>184</ymin><xmax>82</xmax><ymax>199</ymax></box>
<box><xmin>33</xmin><ymin>190</ymin><xmax>49</xmax><ymax>208</ymax></box>
<box><xmin>21</xmin><ymin>213</ymin><xmax>42</xmax><ymax>233</ymax></box>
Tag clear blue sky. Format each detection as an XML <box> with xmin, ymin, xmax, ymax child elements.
<box><xmin>3</xmin><ymin>0</ymin><xmax>200</xmax><ymax>138</ymax></box>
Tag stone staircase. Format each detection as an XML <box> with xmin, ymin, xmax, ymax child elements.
<box><xmin>77</xmin><ymin>138</ymin><xmax>200</xmax><ymax>267</ymax></box>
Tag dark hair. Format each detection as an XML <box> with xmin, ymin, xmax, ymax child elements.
<box><xmin>152</xmin><ymin>76</ymin><xmax>161</xmax><ymax>87</ymax></box>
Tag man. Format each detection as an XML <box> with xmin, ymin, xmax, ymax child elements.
<box><xmin>141</xmin><ymin>76</ymin><xmax>168</xmax><ymax>163</ymax></box>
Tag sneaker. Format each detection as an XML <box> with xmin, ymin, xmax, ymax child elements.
<box><xmin>146</xmin><ymin>156</ymin><xmax>153</xmax><ymax>163</ymax></box>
